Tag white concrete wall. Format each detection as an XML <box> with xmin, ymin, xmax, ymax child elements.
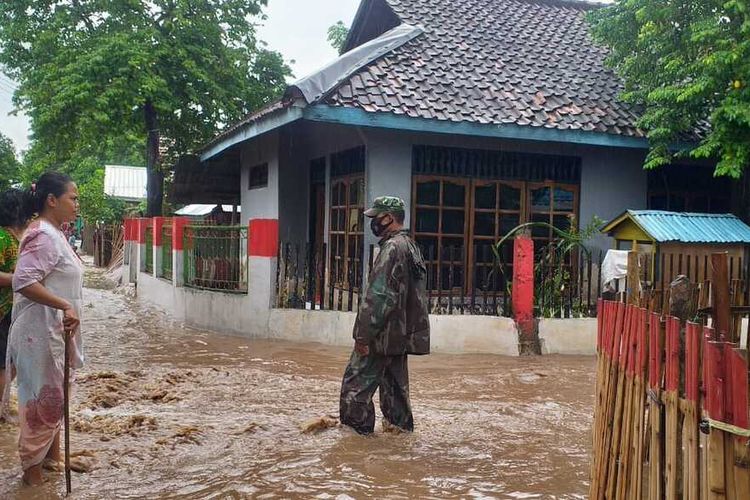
<box><xmin>137</xmin><ymin>273</ymin><xmax>268</xmax><ymax>338</ymax></box>
<box><xmin>266</xmin><ymin>309</ymin><xmax>520</xmax><ymax>355</ymax></box>
<box><xmin>136</xmin><ymin>270</ymin><xmax>530</xmax><ymax>355</ymax></box>
<box><xmin>240</xmin><ymin>132</ymin><xmax>280</xmax><ymax>224</ymax></box>
<box><xmin>430</xmin><ymin>315</ymin><xmax>519</xmax><ymax>355</ymax></box>
<box><xmin>538</xmin><ymin>318</ymin><xmax>597</xmax><ymax>356</ymax></box>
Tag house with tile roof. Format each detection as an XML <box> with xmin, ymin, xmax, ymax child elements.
<box><xmin>196</xmin><ymin>0</ymin><xmax>732</xmax><ymax>302</ymax></box>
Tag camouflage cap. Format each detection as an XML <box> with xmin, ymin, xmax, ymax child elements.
<box><xmin>364</xmin><ymin>196</ymin><xmax>406</xmax><ymax>217</ymax></box>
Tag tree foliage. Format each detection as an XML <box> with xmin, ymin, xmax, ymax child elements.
<box><xmin>0</xmin><ymin>0</ymin><xmax>291</xmax><ymax>215</ymax></box>
<box><xmin>327</xmin><ymin>21</ymin><xmax>350</xmax><ymax>54</ymax></box>
<box><xmin>0</xmin><ymin>132</ymin><xmax>20</xmax><ymax>190</ymax></box>
<box><xmin>76</xmin><ymin>163</ymin><xmax>126</xmax><ymax>225</ymax></box>
<box><xmin>588</xmin><ymin>0</ymin><xmax>750</xmax><ymax>177</ymax></box>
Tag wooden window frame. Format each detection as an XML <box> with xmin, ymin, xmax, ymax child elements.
<box><xmin>411</xmin><ymin>176</ymin><xmax>580</xmax><ymax>293</ymax></box>
<box><xmin>329</xmin><ymin>174</ymin><xmax>365</xmax><ymax>292</ymax></box>
<box><xmin>469</xmin><ymin>179</ymin><xmax>525</xmax><ymax>292</ymax></box>
<box><xmin>412</xmin><ymin>175</ymin><xmax>470</xmax><ymax>295</ymax></box>
<box><xmin>526</xmin><ymin>181</ymin><xmax>580</xmax><ymax>245</ymax></box>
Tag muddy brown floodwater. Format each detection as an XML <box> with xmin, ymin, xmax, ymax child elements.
<box><xmin>0</xmin><ymin>265</ymin><xmax>596</xmax><ymax>499</ymax></box>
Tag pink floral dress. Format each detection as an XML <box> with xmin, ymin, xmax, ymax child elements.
<box><xmin>1</xmin><ymin>219</ymin><xmax>84</xmax><ymax>470</ymax></box>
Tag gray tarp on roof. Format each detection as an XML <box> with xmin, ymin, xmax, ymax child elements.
<box><xmin>289</xmin><ymin>23</ymin><xmax>423</xmax><ymax>104</ymax></box>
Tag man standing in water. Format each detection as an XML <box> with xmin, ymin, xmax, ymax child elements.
<box><xmin>339</xmin><ymin>196</ymin><xmax>430</xmax><ymax>435</ymax></box>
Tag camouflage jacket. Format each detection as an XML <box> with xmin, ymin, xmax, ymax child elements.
<box><xmin>353</xmin><ymin>230</ymin><xmax>430</xmax><ymax>356</ymax></box>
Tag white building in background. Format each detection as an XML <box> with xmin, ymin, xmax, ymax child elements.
<box><xmin>104</xmin><ymin>164</ymin><xmax>147</xmax><ymax>202</ymax></box>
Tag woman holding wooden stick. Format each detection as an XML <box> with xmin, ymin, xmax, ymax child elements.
<box><xmin>1</xmin><ymin>172</ymin><xmax>83</xmax><ymax>486</ymax></box>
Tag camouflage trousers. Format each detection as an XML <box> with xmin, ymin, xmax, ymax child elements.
<box><xmin>339</xmin><ymin>351</ymin><xmax>413</xmax><ymax>435</ymax></box>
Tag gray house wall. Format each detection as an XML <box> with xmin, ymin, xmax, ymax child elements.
<box><xmin>579</xmin><ymin>148</ymin><xmax>648</xmax><ymax>252</ymax></box>
<box><xmin>361</xmin><ymin>127</ymin><xmax>648</xmax><ymax>253</ymax></box>
<box><xmin>277</xmin><ymin>125</ymin><xmax>309</xmax><ymax>245</ymax></box>
<box><xmin>239</xmin><ymin>121</ymin><xmax>650</xmax><ymax>281</ymax></box>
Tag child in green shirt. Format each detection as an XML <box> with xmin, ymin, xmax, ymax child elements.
<box><xmin>0</xmin><ymin>188</ymin><xmax>32</xmax><ymax>407</ymax></box>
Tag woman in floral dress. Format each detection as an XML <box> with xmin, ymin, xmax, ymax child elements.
<box><xmin>1</xmin><ymin>172</ymin><xmax>82</xmax><ymax>486</ymax></box>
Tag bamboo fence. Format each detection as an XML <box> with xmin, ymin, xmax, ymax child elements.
<box><xmin>590</xmin><ymin>253</ymin><xmax>750</xmax><ymax>499</ymax></box>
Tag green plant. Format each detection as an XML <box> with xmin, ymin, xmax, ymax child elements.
<box><xmin>492</xmin><ymin>215</ymin><xmax>604</xmax><ymax>317</ymax></box>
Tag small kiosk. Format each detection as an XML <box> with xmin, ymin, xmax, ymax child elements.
<box><xmin>601</xmin><ymin>210</ymin><xmax>750</xmax><ymax>288</ymax></box>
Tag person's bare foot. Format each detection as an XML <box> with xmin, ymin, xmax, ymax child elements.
<box><xmin>42</xmin><ymin>458</ymin><xmax>63</xmax><ymax>472</ymax></box>
<box><xmin>45</xmin><ymin>432</ymin><xmax>61</xmax><ymax>462</ymax></box>
<box><xmin>22</xmin><ymin>465</ymin><xmax>44</xmax><ymax>486</ymax></box>
<box><xmin>381</xmin><ymin>420</ymin><xmax>406</xmax><ymax>434</ymax></box>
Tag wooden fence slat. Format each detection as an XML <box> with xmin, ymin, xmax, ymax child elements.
<box><xmin>606</xmin><ymin>304</ymin><xmax>636</xmax><ymax>500</ymax></box>
<box><xmin>705</xmin><ymin>333</ymin><xmax>727</xmax><ymax>499</ymax></box>
<box><xmin>628</xmin><ymin>307</ymin><xmax>649</xmax><ymax>499</ymax></box>
<box><xmin>648</xmin><ymin>311</ymin><xmax>664</xmax><ymax>500</ymax></box>
<box><xmin>615</xmin><ymin>305</ymin><xmax>640</xmax><ymax>500</ymax></box>
<box><xmin>594</xmin><ymin>301</ymin><xmax>627</xmax><ymax>499</ymax></box>
<box><xmin>664</xmin><ymin>316</ymin><xmax>681</xmax><ymax>499</ymax></box>
<box><xmin>684</xmin><ymin>322</ymin><xmax>701</xmax><ymax>500</ymax></box>
<box><xmin>729</xmin><ymin>348</ymin><xmax>750</xmax><ymax>498</ymax></box>
<box><xmin>590</xmin><ymin>300</ymin><xmax>613</xmax><ymax>499</ymax></box>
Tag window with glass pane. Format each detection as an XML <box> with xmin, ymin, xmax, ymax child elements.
<box><xmin>527</xmin><ymin>182</ymin><xmax>578</xmax><ymax>248</ymax></box>
<box><xmin>471</xmin><ymin>181</ymin><xmax>522</xmax><ymax>294</ymax></box>
<box><xmin>412</xmin><ymin>175</ymin><xmax>578</xmax><ymax>296</ymax></box>
<box><xmin>329</xmin><ymin>175</ymin><xmax>364</xmax><ymax>290</ymax></box>
<box><xmin>412</xmin><ymin>176</ymin><xmax>468</xmax><ymax>292</ymax></box>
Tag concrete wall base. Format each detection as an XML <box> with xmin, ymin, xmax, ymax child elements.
<box><xmin>538</xmin><ymin>318</ymin><xmax>597</xmax><ymax>356</ymax></box>
<box><xmin>135</xmin><ymin>272</ymin><xmax>596</xmax><ymax>356</ymax></box>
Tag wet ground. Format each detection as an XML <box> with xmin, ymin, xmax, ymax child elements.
<box><xmin>0</xmin><ymin>265</ymin><xmax>596</xmax><ymax>499</ymax></box>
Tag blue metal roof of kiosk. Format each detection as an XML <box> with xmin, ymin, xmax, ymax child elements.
<box><xmin>603</xmin><ymin>210</ymin><xmax>750</xmax><ymax>244</ymax></box>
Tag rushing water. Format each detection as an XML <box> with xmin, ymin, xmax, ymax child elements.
<box><xmin>0</xmin><ymin>266</ymin><xmax>595</xmax><ymax>499</ymax></box>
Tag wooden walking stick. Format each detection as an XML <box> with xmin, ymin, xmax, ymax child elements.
<box><xmin>63</xmin><ymin>329</ymin><xmax>71</xmax><ymax>495</ymax></box>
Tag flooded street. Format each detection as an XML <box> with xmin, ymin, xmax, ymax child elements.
<box><xmin>1</xmin><ymin>266</ymin><xmax>596</xmax><ymax>499</ymax></box>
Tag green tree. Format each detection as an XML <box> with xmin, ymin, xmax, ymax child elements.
<box><xmin>588</xmin><ymin>1</ymin><xmax>750</xmax><ymax>178</ymax></box>
<box><xmin>76</xmin><ymin>163</ymin><xmax>126</xmax><ymax>224</ymax></box>
<box><xmin>0</xmin><ymin>0</ymin><xmax>291</xmax><ymax>216</ymax></box>
<box><xmin>327</xmin><ymin>21</ymin><xmax>350</xmax><ymax>54</ymax></box>
<box><xmin>0</xmin><ymin>133</ymin><xmax>20</xmax><ymax>190</ymax></box>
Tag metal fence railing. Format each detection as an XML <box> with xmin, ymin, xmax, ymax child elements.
<box><xmin>161</xmin><ymin>223</ymin><xmax>173</xmax><ymax>281</ymax></box>
<box><xmin>144</xmin><ymin>226</ymin><xmax>153</xmax><ymax>274</ymax></box>
<box><xmin>275</xmin><ymin>239</ymin><xmax>605</xmax><ymax>318</ymax></box>
<box><xmin>183</xmin><ymin>225</ymin><xmax>248</xmax><ymax>292</ymax></box>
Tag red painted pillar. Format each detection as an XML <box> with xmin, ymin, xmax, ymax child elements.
<box><xmin>172</xmin><ymin>217</ymin><xmax>190</xmax><ymax>286</ymax></box>
<box><xmin>248</xmin><ymin>219</ymin><xmax>279</xmax><ymax>257</ymax></box>
<box><xmin>136</xmin><ymin>217</ymin><xmax>151</xmax><ymax>245</ymax></box>
<box><xmin>247</xmin><ymin>218</ymin><xmax>279</xmax><ymax>309</ymax></box>
<box><xmin>172</xmin><ymin>217</ymin><xmax>189</xmax><ymax>251</ymax></box>
<box><xmin>512</xmin><ymin>235</ymin><xmax>534</xmax><ymax>321</ymax></box>
<box><xmin>153</xmin><ymin>216</ymin><xmax>165</xmax><ymax>246</ymax></box>
<box><xmin>512</xmin><ymin>234</ymin><xmax>539</xmax><ymax>354</ymax></box>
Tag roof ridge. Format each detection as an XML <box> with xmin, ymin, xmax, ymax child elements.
<box><xmin>513</xmin><ymin>0</ymin><xmax>605</xmax><ymax>9</ymax></box>
<box><xmin>387</xmin><ymin>0</ymin><xmax>605</xmax><ymax>11</ymax></box>
<box><xmin>630</xmin><ymin>210</ymin><xmax>737</xmax><ymax>218</ymax></box>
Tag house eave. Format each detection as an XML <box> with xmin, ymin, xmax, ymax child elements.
<box><xmin>200</xmin><ymin>106</ymin><xmax>304</xmax><ymax>161</ymax></box>
<box><xmin>302</xmin><ymin>105</ymin><xmax>655</xmax><ymax>150</ymax></box>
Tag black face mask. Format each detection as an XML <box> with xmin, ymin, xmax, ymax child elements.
<box><xmin>370</xmin><ymin>215</ymin><xmax>391</xmax><ymax>237</ymax></box>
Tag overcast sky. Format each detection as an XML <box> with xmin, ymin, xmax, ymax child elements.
<box><xmin>0</xmin><ymin>0</ymin><xmax>362</xmax><ymax>157</ymax></box>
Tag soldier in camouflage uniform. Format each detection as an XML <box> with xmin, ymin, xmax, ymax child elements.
<box><xmin>339</xmin><ymin>196</ymin><xmax>430</xmax><ymax>435</ymax></box>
